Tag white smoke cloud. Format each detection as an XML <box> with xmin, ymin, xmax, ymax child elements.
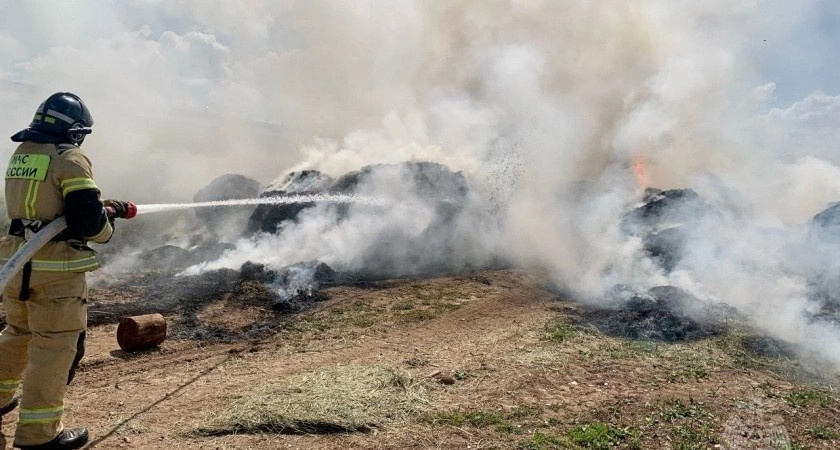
<box><xmin>4</xmin><ymin>1</ymin><xmax>840</xmax><ymax>370</ymax></box>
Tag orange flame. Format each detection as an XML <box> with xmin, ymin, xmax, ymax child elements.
<box><xmin>631</xmin><ymin>154</ymin><xmax>648</xmax><ymax>189</ymax></box>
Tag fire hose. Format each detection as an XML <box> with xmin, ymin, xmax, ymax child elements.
<box><xmin>0</xmin><ymin>202</ymin><xmax>137</xmax><ymax>294</ymax></box>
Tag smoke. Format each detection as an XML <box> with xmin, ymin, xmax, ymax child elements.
<box><xmin>4</xmin><ymin>1</ymin><xmax>840</xmax><ymax>370</ymax></box>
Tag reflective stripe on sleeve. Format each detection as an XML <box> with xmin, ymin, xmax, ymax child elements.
<box><xmin>19</xmin><ymin>406</ymin><xmax>64</xmax><ymax>425</ymax></box>
<box><xmin>60</xmin><ymin>177</ymin><xmax>98</xmax><ymax>197</ymax></box>
<box><xmin>88</xmin><ymin>220</ymin><xmax>111</xmax><ymax>242</ymax></box>
<box><xmin>0</xmin><ymin>379</ymin><xmax>19</xmax><ymax>393</ymax></box>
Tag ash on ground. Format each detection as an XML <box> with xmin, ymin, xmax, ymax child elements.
<box><xmin>88</xmin><ymin>260</ymin><xmax>346</xmax><ymax>342</ymax></box>
<box><xmin>570</xmin><ymin>285</ymin><xmax>729</xmax><ymax>342</ymax></box>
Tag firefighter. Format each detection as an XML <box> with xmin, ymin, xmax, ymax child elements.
<box><xmin>0</xmin><ymin>92</ymin><xmax>131</xmax><ymax>449</ymax></box>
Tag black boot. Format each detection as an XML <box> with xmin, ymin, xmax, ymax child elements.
<box><xmin>0</xmin><ymin>397</ymin><xmax>18</xmax><ymax>416</ymax></box>
<box><xmin>14</xmin><ymin>428</ymin><xmax>89</xmax><ymax>450</ymax></box>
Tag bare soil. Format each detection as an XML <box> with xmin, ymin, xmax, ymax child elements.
<box><xmin>2</xmin><ymin>270</ymin><xmax>839</xmax><ymax>449</ymax></box>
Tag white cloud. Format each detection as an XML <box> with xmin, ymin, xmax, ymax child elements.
<box><xmin>764</xmin><ymin>91</ymin><xmax>840</xmax><ymax>165</ymax></box>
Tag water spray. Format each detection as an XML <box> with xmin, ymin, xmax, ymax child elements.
<box><xmin>135</xmin><ymin>194</ymin><xmax>388</xmax><ymax>215</ymax></box>
<box><xmin>0</xmin><ymin>194</ymin><xmax>386</xmax><ymax>293</ymax></box>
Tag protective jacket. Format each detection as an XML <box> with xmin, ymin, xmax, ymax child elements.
<box><xmin>0</xmin><ymin>141</ymin><xmax>112</xmax><ymax>278</ymax></box>
<box><xmin>0</xmin><ymin>139</ymin><xmax>110</xmax><ymax>446</ymax></box>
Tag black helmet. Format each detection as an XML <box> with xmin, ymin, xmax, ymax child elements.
<box><xmin>26</xmin><ymin>92</ymin><xmax>94</xmax><ymax>145</ymax></box>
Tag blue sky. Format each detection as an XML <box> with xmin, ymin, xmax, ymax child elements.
<box><xmin>751</xmin><ymin>0</ymin><xmax>840</xmax><ymax>104</ymax></box>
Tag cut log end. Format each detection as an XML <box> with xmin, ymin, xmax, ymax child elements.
<box><xmin>117</xmin><ymin>313</ymin><xmax>167</xmax><ymax>352</ymax></box>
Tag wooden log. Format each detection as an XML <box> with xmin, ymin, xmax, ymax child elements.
<box><xmin>117</xmin><ymin>313</ymin><xmax>167</xmax><ymax>352</ymax></box>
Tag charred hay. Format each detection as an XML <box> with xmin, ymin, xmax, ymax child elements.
<box><xmin>574</xmin><ymin>285</ymin><xmax>728</xmax><ymax>342</ymax></box>
<box><xmin>88</xmin><ymin>260</ymin><xmax>342</xmax><ymax>342</ymax></box>
<box><xmin>621</xmin><ymin>187</ymin><xmax>715</xmax><ymax>273</ymax></box>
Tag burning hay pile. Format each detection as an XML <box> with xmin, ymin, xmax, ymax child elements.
<box><xmin>87</xmin><ymin>161</ymin><xmax>482</xmax><ymax>341</ymax></box>
<box><xmin>81</xmin><ymin>156</ymin><xmax>840</xmax><ymax>371</ymax></box>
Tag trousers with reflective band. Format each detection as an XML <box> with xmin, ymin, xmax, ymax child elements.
<box><xmin>0</xmin><ymin>379</ymin><xmax>19</xmax><ymax>394</ymax></box>
<box><xmin>19</xmin><ymin>406</ymin><xmax>64</xmax><ymax>424</ymax></box>
<box><xmin>0</xmin><ymin>256</ymin><xmax>99</xmax><ymax>272</ymax></box>
<box><xmin>0</xmin><ymin>275</ymin><xmax>86</xmax><ymax>446</ymax></box>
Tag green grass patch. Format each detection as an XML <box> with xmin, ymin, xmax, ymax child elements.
<box><xmin>566</xmin><ymin>422</ymin><xmax>630</xmax><ymax>449</ymax></box>
<box><xmin>497</xmin><ymin>422</ymin><xmax>525</xmax><ymax>435</ymax></box>
<box><xmin>518</xmin><ymin>431</ymin><xmax>569</xmax><ymax>449</ymax></box>
<box><xmin>351</xmin><ymin>300</ymin><xmax>375</xmax><ymax>312</ymax></box>
<box><xmin>545</xmin><ymin>321</ymin><xmax>576</xmax><ymax>343</ymax></box>
<box><xmin>350</xmin><ymin>314</ymin><xmax>379</xmax><ymax>328</ymax></box>
<box><xmin>672</xmin><ymin>424</ymin><xmax>715</xmax><ymax>450</ymax></box>
<box><xmin>605</xmin><ymin>340</ymin><xmax>661</xmax><ymax>359</ymax></box>
<box><xmin>397</xmin><ymin>309</ymin><xmax>438</xmax><ymax>323</ymax></box>
<box><xmin>508</xmin><ymin>404</ymin><xmax>542</xmax><ymax>420</ymax></box>
<box><xmin>427</xmin><ymin>405</ymin><xmax>548</xmax><ymax>435</ymax></box>
<box><xmin>391</xmin><ymin>300</ymin><xmax>415</xmax><ymax>311</ymax></box>
<box><xmin>809</xmin><ymin>425</ymin><xmax>839</xmax><ymax>440</ymax></box>
<box><xmin>658</xmin><ymin>398</ymin><xmax>709</xmax><ymax>423</ymax></box>
<box><xmin>428</xmin><ymin>409</ymin><xmax>506</xmax><ymax>428</ymax></box>
<box><xmin>668</xmin><ymin>364</ymin><xmax>709</xmax><ymax>383</ymax></box>
<box><xmin>784</xmin><ymin>389</ymin><xmax>831</xmax><ymax>408</ymax></box>
<box><xmin>197</xmin><ymin>365</ymin><xmax>428</xmax><ymax>435</ymax></box>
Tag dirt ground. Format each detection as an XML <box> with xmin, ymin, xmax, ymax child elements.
<box><xmin>2</xmin><ymin>270</ymin><xmax>839</xmax><ymax>449</ymax></box>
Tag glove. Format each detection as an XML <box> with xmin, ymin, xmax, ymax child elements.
<box><xmin>104</xmin><ymin>199</ymin><xmax>131</xmax><ymax>219</ymax></box>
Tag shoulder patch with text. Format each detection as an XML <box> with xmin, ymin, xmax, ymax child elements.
<box><xmin>6</xmin><ymin>154</ymin><xmax>51</xmax><ymax>181</ymax></box>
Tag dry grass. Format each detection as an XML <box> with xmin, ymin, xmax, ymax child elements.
<box><xmin>197</xmin><ymin>365</ymin><xmax>430</xmax><ymax>435</ymax></box>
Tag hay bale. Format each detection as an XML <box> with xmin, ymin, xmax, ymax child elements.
<box><xmin>198</xmin><ymin>365</ymin><xmax>429</xmax><ymax>435</ymax></box>
<box><xmin>245</xmin><ymin>170</ymin><xmax>333</xmax><ymax>235</ymax></box>
<box><xmin>621</xmin><ymin>188</ymin><xmax>714</xmax><ymax>273</ymax></box>
<box><xmin>194</xmin><ymin>174</ymin><xmax>261</xmax><ymax>238</ymax></box>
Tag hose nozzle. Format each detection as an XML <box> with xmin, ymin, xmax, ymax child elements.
<box><xmin>105</xmin><ymin>201</ymin><xmax>137</xmax><ymax>219</ymax></box>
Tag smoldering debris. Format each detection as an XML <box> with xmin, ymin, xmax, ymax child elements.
<box><xmin>605</xmin><ymin>186</ymin><xmax>840</xmax><ymax>364</ymax></box>
<box><xmin>621</xmin><ymin>187</ymin><xmax>716</xmax><ymax>273</ymax></box>
<box><xmin>575</xmin><ymin>285</ymin><xmax>730</xmax><ymax>342</ymax></box>
<box><xmin>89</xmin><ymin>260</ymin><xmax>343</xmax><ymax>342</ymax></box>
<box><xmin>89</xmin><ymin>159</ymin><xmax>493</xmax><ymax>341</ymax></box>
<box><xmin>236</xmin><ymin>261</ymin><xmax>342</xmax><ymax>311</ymax></box>
<box><xmin>88</xmin><ymin>268</ymin><xmax>240</xmax><ymax>327</ymax></box>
